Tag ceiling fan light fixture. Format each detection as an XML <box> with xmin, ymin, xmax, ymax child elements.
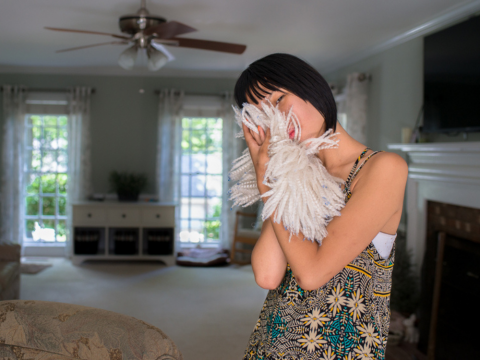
<box><xmin>118</xmin><ymin>45</ymin><xmax>138</xmax><ymax>70</ymax></box>
<box><xmin>147</xmin><ymin>47</ymin><xmax>168</xmax><ymax>71</ymax></box>
<box><xmin>46</xmin><ymin>0</ymin><xmax>247</xmax><ymax>71</ymax></box>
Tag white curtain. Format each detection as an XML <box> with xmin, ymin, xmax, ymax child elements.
<box><xmin>0</xmin><ymin>85</ymin><xmax>27</xmax><ymax>245</ymax></box>
<box><xmin>221</xmin><ymin>92</ymin><xmax>244</xmax><ymax>249</ymax></box>
<box><xmin>66</xmin><ymin>87</ymin><xmax>93</xmax><ymax>255</ymax></box>
<box><xmin>156</xmin><ymin>89</ymin><xmax>184</xmax><ymax>203</ymax></box>
<box><xmin>344</xmin><ymin>73</ymin><xmax>369</xmax><ymax>144</ymax></box>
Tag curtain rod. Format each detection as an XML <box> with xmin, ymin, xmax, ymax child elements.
<box><xmin>153</xmin><ymin>90</ymin><xmax>227</xmax><ymax>96</ymax></box>
<box><xmin>0</xmin><ymin>87</ymin><xmax>96</xmax><ymax>94</ymax></box>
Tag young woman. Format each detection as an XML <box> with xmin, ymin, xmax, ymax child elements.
<box><xmin>234</xmin><ymin>53</ymin><xmax>408</xmax><ymax>360</ymax></box>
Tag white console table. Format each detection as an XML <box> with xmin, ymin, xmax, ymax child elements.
<box><xmin>71</xmin><ymin>201</ymin><xmax>177</xmax><ymax>266</ymax></box>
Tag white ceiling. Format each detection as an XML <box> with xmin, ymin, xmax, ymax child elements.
<box><xmin>0</xmin><ymin>0</ymin><xmax>479</xmax><ymax>77</ymax></box>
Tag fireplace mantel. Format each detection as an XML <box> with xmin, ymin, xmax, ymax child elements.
<box><xmin>388</xmin><ymin>141</ymin><xmax>480</xmax><ymax>273</ymax></box>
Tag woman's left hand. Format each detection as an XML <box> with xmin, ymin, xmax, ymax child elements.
<box><xmin>242</xmin><ymin>123</ymin><xmax>272</xmax><ymax>196</ymax></box>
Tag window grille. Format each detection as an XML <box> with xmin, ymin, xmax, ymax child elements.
<box><xmin>24</xmin><ymin>114</ymin><xmax>68</xmax><ymax>243</ymax></box>
<box><xmin>179</xmin><ymin>117</ymin><xmax>223</xmax><ymax>245</ymax></box>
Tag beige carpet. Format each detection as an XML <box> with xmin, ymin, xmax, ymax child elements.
<box><xmin>20</xmin><ymin>258</ymin><xmax>268</xmax><ymax>360</ymax></box>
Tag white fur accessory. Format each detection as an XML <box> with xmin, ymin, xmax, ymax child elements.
<box><xmin>228</xmin><ymin>101</ymin><xmax>346</xmax><ymax>245</ymax></box>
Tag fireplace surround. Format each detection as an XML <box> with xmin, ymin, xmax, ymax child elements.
<box><xmin>388</xmin><ymin>141</ymin><xmax>480</xmax><ymax>272</ymax></box>
<box><xmin>388</xmin><ymin>141</ymin><xmax>480</xmax><ymax>359</ymax></box>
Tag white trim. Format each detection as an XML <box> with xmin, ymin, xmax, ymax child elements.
<box><xmin>322</xmin><ymin>0</ymin><xmax>480</xmax><ymax>74</ymax></box>
<box><xmin>388</xmin><ymin>141</ymin><xmax>480</xmax><ymax>275</ymax></box>
<box><xmin>387</xmin><ymin>141</ymin><xmax>480</xmax><ymax>152</ymax></box>
<box><xmin>182</xmin><ymin>95</ymin><xmax>224</xmax><ymax>118</ymax></box>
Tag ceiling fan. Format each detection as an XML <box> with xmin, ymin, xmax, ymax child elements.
<box><xmin>45</xmin><ymin>0</ymin><xmax>247</xmax><ymax>71</ymax></box>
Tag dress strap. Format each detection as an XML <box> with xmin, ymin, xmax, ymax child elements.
<box><xmin>343</xmin><ymin>147</ymin><xmax>383</xmax><ymax>201</ymax></box>
<box><xmin>344</xmin><ymin>147</ymin><xmax>370</xmax><ymax>187</ymax></box>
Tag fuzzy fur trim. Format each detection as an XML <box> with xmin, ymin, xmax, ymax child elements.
<box><xmin>228</xmin><ymin>101</ymin><xmax>346</xmax><ymax>245</ymax></box>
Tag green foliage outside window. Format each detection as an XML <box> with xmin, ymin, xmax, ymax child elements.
<box><xmin>181</xmin><ymin>117</ymin><xmax>223</xmax><ymax>243</ymax></box>
<box><xmin>26</xmin><ymin>196</ymin><xmax>39</xmax><ymax>216</ymax></box>
<box><xmin>25</xmin><ymin>115</ymin><xmax>68</xmax><ymax>242</ymax></box>
<box><xmin>181</xmin><ymin>118</ymin><xmax>222</xmax><ymax>154</ymax></box>
<box><xmin>25</xmin><ymin>174</ymin><xmax>67</xmax><ymax>216</ymax></box>
<box><xmin>205</xmin><ymin>202</ymin><xmax>222</xmax><ymax>240</ymax></box>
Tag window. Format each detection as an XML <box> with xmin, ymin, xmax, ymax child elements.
<box><xmin>334</xmin><ymin>92</ymin><xmax>348</xmax><ymax>130</ymax></box>
<box><xmin>24</xmin><ymin>114</ymin><xmax>68</xmax><ymax>243</ymax></box>
<box><xmin>179</xmin><ymin>117</ymin><xmax>223</xmax><ymax>245</ymax></box>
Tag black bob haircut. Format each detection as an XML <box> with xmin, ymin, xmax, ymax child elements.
<box><xmin>234</xmin><ymin>53</ymin><xmax>337</xmax><ymax>132</ymax></box>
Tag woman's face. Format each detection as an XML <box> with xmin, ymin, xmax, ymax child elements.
<box><xmin>247</xmin><ymin>86</ymin><xmax>327</xmax><ymax>142</ymax></box>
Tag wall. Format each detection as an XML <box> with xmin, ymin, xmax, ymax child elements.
<box><xmin>324</xmin><ymin>35</ymin><xmax>480</xmax><ymax>233</ymax></box>
<box><xmin>3</xmin><ymin>35</ymin><xmax>480</xmax><ymax>235</ymax></box>
<box><xmin>0</xmin><ymin>73</ymin><xmax>236</xmax><ymax>195</ymax></box>
<box><xmin>325</xmin><ymin>36</ymin><xmax>480</xmax><ymax>155</ymax></box>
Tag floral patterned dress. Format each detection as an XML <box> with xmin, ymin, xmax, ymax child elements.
<box><xmin>243</xmin><ymin>148</ymin><xmax>394</xmax><ymax>360</ymax></box>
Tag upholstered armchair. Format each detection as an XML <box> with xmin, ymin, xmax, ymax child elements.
<box><xmin>0</xmin><ymin>300</ymin><xmax>183</xmax><ymax>360</ymax></box>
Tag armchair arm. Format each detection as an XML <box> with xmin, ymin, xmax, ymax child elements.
<box><xmin>0</xmin><ymin>241</ymin><xmax>21</xmax><ymax>262</ymax></box>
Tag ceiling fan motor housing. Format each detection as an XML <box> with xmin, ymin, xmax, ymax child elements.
<box><xmin>119</xmin><ymin>15</ymin><xmax>166</xmax><ymax>35</ymax></box>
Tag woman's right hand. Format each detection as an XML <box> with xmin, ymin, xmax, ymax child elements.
<box><xmin>242</xmin><ymin>123</ymin><xmax>272</xmax><ymax>198</ymax></box>
<box><xmin>249</xmin><ymin>125</ymin><xmax>266</xmax><ymax>146</ymax></box>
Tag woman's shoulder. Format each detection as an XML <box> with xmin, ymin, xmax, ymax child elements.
<box><xmin>370</xmin><ymin>150</ymin><xmax>408</xmax><ymax>171</ymax></box>
<box><xmin>350</xmin><ymin>150</ymin><xmax>408</xmax><ymax>193</ymax></box>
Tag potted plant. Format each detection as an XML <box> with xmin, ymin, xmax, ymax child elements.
<box><xmin>109</xmin><ymin>171</ymin><xmax>147</xmax><ymax>202</ymax></box>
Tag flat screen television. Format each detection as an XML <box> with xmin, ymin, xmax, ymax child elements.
<box><xmin>423</xmin><ymin>14</ymin><xmax>480</xmax><ymax>133</ymax></box>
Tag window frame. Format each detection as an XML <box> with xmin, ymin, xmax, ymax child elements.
<box><xmin>179</xmin><ymin>116</ymin><xmax>223</xmax><ymax>245</ymax></box>
<box><xmin>23</xmin><ymin>113</ymin><xmax>69</xmax><ymax>244</ymax></box>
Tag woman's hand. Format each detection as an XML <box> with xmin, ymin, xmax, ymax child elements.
<box><xmin>242</xmin><ymin>122</ymin><xmax>271</xmax><ymax>197</ymax></box>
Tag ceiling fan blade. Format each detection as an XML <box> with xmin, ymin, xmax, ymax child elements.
<box><xmin>169</xmin><ymin>37</ymin><xmax>246</xmax><ymax>54</ymax></box>
<box><xmin>152</xmin><ymin>38</ymin><xmax>179</xmax><ymax>46</ymax></box>
<box><xmin>45</xmin><ymin>27</ymin><xmax>131</xmax><ymax>40</ymax></box>
<box><xmin>143</xmin><ymin>21</ymin><xmax>197</xmax><ymax>38</ymax></box>
<box><xmin>56</xmin><ymin>41</ymin><xmax>129</xmax><ymax>53</ymax></box>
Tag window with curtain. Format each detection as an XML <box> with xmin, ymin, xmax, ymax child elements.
<box><xmin>23</xmin><ymin>92</ymin><xmax>70</xmax><ymax>244</ymax></box>
<box><xmin>179</xmin><ymin>116</ymin><xmax>223</xmax><ymax>245</ymax></box>
<box><xmin>157</xmin><ymin>92</ymin><xmax>239</xmax><ymax>249</ymax></box>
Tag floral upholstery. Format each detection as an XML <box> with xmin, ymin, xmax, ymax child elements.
<box><xmin>0</xmin><ymin>300</ymin><xmax>183</xmax><ymax>360</ymax></box>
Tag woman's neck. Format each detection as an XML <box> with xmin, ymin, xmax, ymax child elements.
<box><xmin>317</xmin><ymin>121</ymin><xmax>368</xmax><ymax>182</ymax></box>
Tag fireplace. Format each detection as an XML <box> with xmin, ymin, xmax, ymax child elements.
<box><xmin>417</xmin><ymin>201</ymin><xmax>480</xmax><ymax>359</ymax></box>
<box><xmin>387</xmin><ymin>141</ymin><xmax>480</xmax><ymax>359</ymax></box>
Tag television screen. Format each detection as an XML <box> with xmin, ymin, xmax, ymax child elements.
<box><xmin>423</xmin><ymin>15</ymin><xmax>480</xmax><ymax>133</ymax></box>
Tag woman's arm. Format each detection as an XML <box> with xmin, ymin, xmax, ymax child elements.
<box><xmin>261</xmin><ymin>152</ymin><xmax>408</xmax><ymax>290</ymax></box>
<box><xmin>251</xmin><ymin>217</ymin><xmax>287</xmax><ymax>289</ymax></box>
<box><xmin>242</xmin><ymin>124</ymin><xmax>287</xmax><ymax>289</ymax></box>
<box><xmin>241</xmin><ymin>122</ymin><xmax>407</xmax><ymax>291</ymax></box>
